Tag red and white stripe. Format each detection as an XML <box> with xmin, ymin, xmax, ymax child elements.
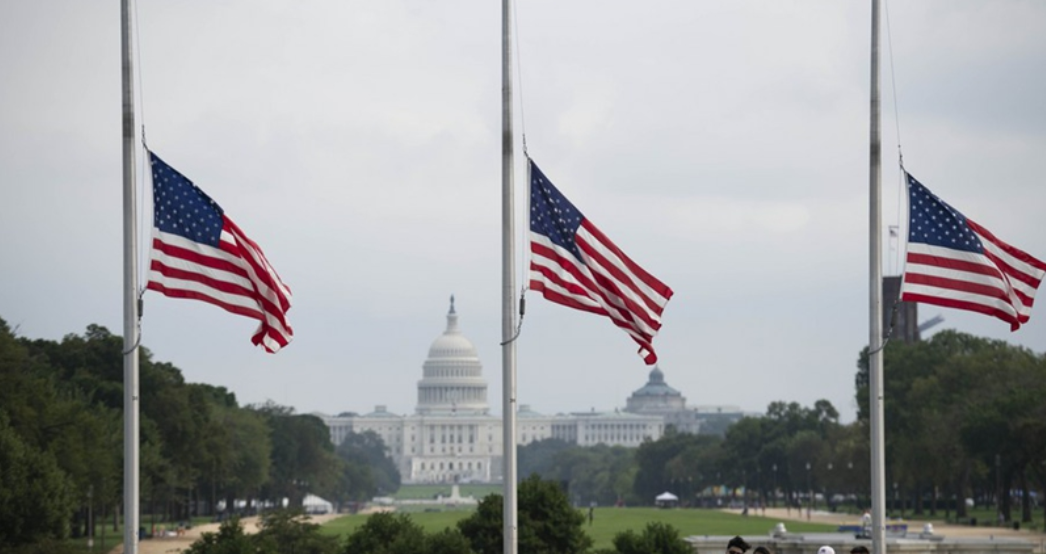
<box><xmin>147</xmin><ymin>218</ymin><xmax>294</xmax><ymax>353</ymax></box>
<box><xmin>901</xmin><ymin>219</ymin><xmax>1046</xmax><ymax>331</ymax></box>
<box><xmin>530</xmin><ymin>219</ymin><xmax>673</xmax><ymax>364</ymax></box>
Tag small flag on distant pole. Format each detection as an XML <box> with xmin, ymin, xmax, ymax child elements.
<box><xmin>900</xmin><ymin>172</ymin><xmax>1046</xmax><ymax>331</ymax></box>
<box><xmin>146</xmin><ymin>151</ymin><xmax>293</xmax><ymax>352</ymax></box>
<box><xmin>528</xmin><ymin>159</ymin><xmax>673</xmax><ymax>364</ymax></box>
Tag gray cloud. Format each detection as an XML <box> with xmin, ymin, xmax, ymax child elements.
<box><xmin>2</xmin><ymin>0</ymin><xmax>1045</xmax><ymax>422</ymax></box>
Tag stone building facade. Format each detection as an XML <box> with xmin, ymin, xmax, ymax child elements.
<box><xmin>318</xmin><ymin>297</ymin><xmax>741</xmax><ymax>484</ymax></box>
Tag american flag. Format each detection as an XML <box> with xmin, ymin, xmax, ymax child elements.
<box><xmin>900</xmin><ymin>172</ymin><xmax>1046</xmax><ymax>331</ymax></box>
<box><xmin>146</xmin><ymin>151</ymin><xmax>293</xmax><ymax>352</ymax></box>
<box><xmin>528</xmin><ymin>159</ymin><xmax>674</xmax><ymax>364</ymax></box>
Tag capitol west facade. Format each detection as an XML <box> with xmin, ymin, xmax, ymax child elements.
<box><xmin>318</xmin><ymin>298</ymin><xmax>742</xmax><ymax>484</ymax></box>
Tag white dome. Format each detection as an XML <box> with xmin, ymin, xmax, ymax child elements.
<box><xmin>416</xmin><ymin>296</ymin><xmax>489</xmax><ymax>415</ymax></box>
<box><xmin>426</xmin><ymin>317</ymin><xmax>478</xmax><ymax>359</ymax></box>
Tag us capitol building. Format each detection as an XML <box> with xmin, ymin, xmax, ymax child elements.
<box><xmin>316</xmin><ymin>297</ymin><xmax>743</xmax><ymax>484</ymax></box>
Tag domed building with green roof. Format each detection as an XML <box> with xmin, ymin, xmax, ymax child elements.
<box><xmin>624</xmin><ymin>366</ymin><xmax>744</xmax><ymax>436</ymax></box>
<box><xmin>626</xmin><ymin>366</ymin><xmax>687</xmax><ymax>413</ymax></box>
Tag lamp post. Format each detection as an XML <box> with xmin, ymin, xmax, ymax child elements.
<box><xmin>772</xmin><ymin>464</ymin><xmax>778</xmax><ymax>509</ymax></box>
<box><xmin>756</xmin><ymin>466</ymin><xmax>762</xmax><ymax>515</ymax></box>
<box><xmin>847</xmin><ymin>461</ymin><xmax>854</xmax><ymax>510</ymax></box>
<box><xmin>742</xmin><ymin>469</ymin><xmax>748</xmax><ymax>514</ymax></box>
<box><xmin>893</xmin><ymin>482</ymin><xmax>900</xmax><ymax>518</ymax></box>
<box><xmin>827</xmin><ymin>462</ymin><xmax>833</xmax><ymax>512</ymax></box>
<box><xmin>87</xmin><ymin>485</ymin><xmax>94</xmax><ymax>551</ymax></box>
<box><xmin>806</xmin><ymin>462</ymin><xmax>812</xmax><ymax>521</ymax></box>
<box><xmin>995</xmin><ymin>454</ymin><xmax>1002</xmax><ymax>524</ymax></box>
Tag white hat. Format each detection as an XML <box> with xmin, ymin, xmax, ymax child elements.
<box><xmin>817</xmin><ymin>547</ymin><xmax>836</xmax><ymax>554</ymax></box>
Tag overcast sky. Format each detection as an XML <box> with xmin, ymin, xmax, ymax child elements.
<box><xmin>2</xmin><ymin>1</ymin><xmax>1044</xmax><ymax>423</ymax></box>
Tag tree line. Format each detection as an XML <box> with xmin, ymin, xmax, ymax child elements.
<box><xmin>519</xmin><ymin>399</ymin><xmax>851</xmax><ymax>511</ymax></box>
<box><xmin>522</xmin><ymin>330</ymin><xmax>1046</xmax><ymax>526</ymax></box>
<box><xmin>855</xmin><ymin>330</ymin><xmax>1046</xmax><ymax>523</ymax></box>
<box><xmin>184</xmin><ymin>476</ymin><xmax>692</xmax><ymax>554</ymax></box>
<box><xmin>5</xmin><ymin>315</ymin><xmax>1046</xmax><ymax>550</ymax></box>
<box><xmin>0</xmin><ymin>317</ymin><xmax>398</xmax><ymax>551</ymax></box>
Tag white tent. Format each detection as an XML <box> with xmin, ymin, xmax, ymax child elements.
<box><xmin>655</xmin><ymin>491</ymin><xmax>679</xmax><ymax>507</ymax></box>
<box><xmin>302</xmin><ymin>494</ymin><xmax>333</xmax><ymax>514</ymax></box>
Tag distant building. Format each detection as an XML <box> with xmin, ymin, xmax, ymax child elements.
<box><xmin>623</xmin><ymin>366</ymin><xmax>744</xmax><ymax>436</ymax></box>
<box><xmin>514</xmin><ymin>404</ymin><xmax>662</xmax><ymax>448</ymax></box>
<box><xmin>882</xmin><ymin>275</ymin><xmax>919</xmax><ymax>343</ymax></box>
<box><xmin>317</xmin><ymin>297</ymin><xmax>742</xmax><ymax>484</ymax></box>
<box><xmin>320</xmin><ymin>297</ymin><xmax>503</xmax><ymax>484</ymax></box>
<box><xmin>553</xmin><ymin>409</ymin><xmax>664</xmax><ymax>448</ymax></box>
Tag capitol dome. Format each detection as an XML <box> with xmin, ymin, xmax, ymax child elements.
<box><xmin>426</xmin><ymin>303</ymin><xmax>479</xmax><ymax>359</ymax></box>
<box><xmin>416</xmin><ymin>296</ymin><xmax>489</xmax><ymax>415</ymax></box>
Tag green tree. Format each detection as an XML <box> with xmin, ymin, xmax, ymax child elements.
<box><xmin>335</xmin><ymin>430</ymin><xmax>400</xmax><ymax>498</ymax></box>
<box><xmin>533</xmin><ymin>444</ymin><xmax>635</xmax><ymax>507</ymax></box>
<box><xmin>605</xmin><ymin>522</ymin><xmax>691</xmax><ymax>554</ymax></box>
<box><xmin>0</xmin><ymin>538</ymin><xmax>81</xmax><ymax>554</ymax></box>
<box><xmin>634</xmin><ymin>429</ymin><xmax>722</xmax><ymax>504</ymax></box>
<box><xmin>343</xmin><ymin>512</ymin><xmax>426</xmax><ymax>554</ymax></box>
<box><xmin>722</xmin><ymin>417</ymin><xmax>764</xmax><ymax>494</ymax></box>
<box><xmin>0</xmin><ymin>317</ymin><xmax>344</xmax><ymax>546</ymax></box>
<box><xmin>519</xmin><ymin>439</ymin><xmax>638</xmax><ymax>506</ymax></box>
<box><xmin>425</xmin><ymin>528</ymin><xmax>474</xmax><ymax>554</ymax></box>
<box><xmin>455</xmin><ymin>489</ymin><xmax>502</xmax><ymax>554</ymax></box>
<box><xmin>212</xmin><ymin>404</ymin><xmax>272</xmax><ymax>514</ymax></box>
<box><xmin>855</xmin><ymin>330</ymin><xmax>1046</xmax><ymax>520</ymax></box>
<box><xmin>254</xmin><ymin>510</ymin><xmax>339</xmax><ymax>554</ymax></box>
<box><xmin>457</xmin><ymin>475</ymin><xmax>592</xmax><ymax>554</ymax></box>
<box><xmin>183</xmin><ymin>518</ymin><xmax>256</xmax><ymax>554</ymax></box>
<box><xmin>255</xmin><ymin>402</ymin><xmax>341</xmax><ymax>506</ymax></box>
<box><xmin>0</xmin><ymin>414</ymin><xmax>74</xmax><ymax>548</ymax></box>
<box><xmin>0</xmin><ymin>318</ymin><xmax>120</xmax><ymax>542</ymax></box>
<box><xmin>185</xmin><ymin>511</ymin><xmax>339</xmax><ymax>554</ymax></box>
<box><xmin>519</xmin><ymin>438</ymin><xmax>574</xmax><ymax>478</ymax></box>
<box><xmin>333</xmin><ymin>458</ymin><xmax>376</xmax><ymax>505</ymax></box>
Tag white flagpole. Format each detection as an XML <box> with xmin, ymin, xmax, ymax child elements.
<box><xmin>500</xmin><ymin>0</ymin><xmax>518</xmax><ymax>551</ymax></box>
<box><xmin>121</xmin><ymin>0</ymin><xmax>141</xmax><ymax>552</ymax></box>
<box><xmin>868</xmin><ymin>0</ymin><xmax>887</xmax><ymax>553</ymax></box>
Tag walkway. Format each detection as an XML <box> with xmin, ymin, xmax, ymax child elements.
<box><xmin>105</xmin><ymin>513</ymin><xmax>344</xmax><ymax>554</ymax></box>
<box><xmin>724</xmin><ymin>507</ymin><xmax>1046</xmax><ymax>552</ymax></box>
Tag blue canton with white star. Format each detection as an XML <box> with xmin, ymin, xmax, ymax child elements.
<box><xmin>907</xmin><ymin>173</ymin><xmax>984</xmax><ymax>254</ymax></box>
<box><xmin>150</xmin><ymin>152</ymin><xmax>225</xmax><ymax>247</ymax></box>
<box><xmin>530</xmin><ymin>161</ymin><xmax>586</xmax><ymax>260</ymax></box>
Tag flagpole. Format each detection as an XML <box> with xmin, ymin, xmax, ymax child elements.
<box><xmin>120</xmin><ymin>0</ymin><xmax>141</xmax><ymax>553</ymax></box>
<box><xmin>500</xmin><ymin>0</ymin><xmax>518</xmax><ymax>553</ymax></box>
<box><xmin>868</xmin><ymin>0</ymin><xmax>887</xmax><ymax>553</ymax></box>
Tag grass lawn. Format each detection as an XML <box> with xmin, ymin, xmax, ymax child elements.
<box><xmin>61</xmin><ymin>522</ymin><xmax>126</xmax><ymax>554</ymax></box>
<box><xmin>391</xmin><ymin>484</ymin><xmax>502</xmax><ymax>500</ymax></box>
<box><xmin>922</xmin><ymin>506</ymin><xmax>1043</xmax><ymax>531</ymax></box>
<box><xmin>321</xmin><ymin>507</ymin><xmax>837</xmax><ymax>551</ymax></box>
<box><xmin>585</xmin><ymin>508</ymin><xmax>835</xmax><ymax>549</ymax></box>
<box><xmin>322</xmin><ymin>508</ymin><xmax>471</xmax><ymax>537</ymax></box>
<box><xmin>59</xmin><ymin>514</ymin><xmax>221</xmax><ymax>552</ymax></box>
<box><xmin>61</xmin><ymin>519</ymin><xmax>128</xmax><ymax>553</ymax></box>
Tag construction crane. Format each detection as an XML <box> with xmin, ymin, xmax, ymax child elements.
<box><xmin>917</xmin><ymin>314</ymin><xmax>944</xmax><ymax>334</ymax></box>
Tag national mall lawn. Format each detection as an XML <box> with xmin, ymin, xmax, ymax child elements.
<box><xmin>320</xmin><ymin>507</ymin><xmax>837</xmax><ymax>551</ymax></box>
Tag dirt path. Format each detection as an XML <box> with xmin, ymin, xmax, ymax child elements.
<box><xmin>105</xmin><ymin>513</ymin><xmax>345</xmax><ymax>554</ymax></box>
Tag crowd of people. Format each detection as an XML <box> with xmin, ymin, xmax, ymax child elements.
<box><xmin>727</xmin><ymin>535</ymin><xmax>870</xmax><ymax>554</ymax></box>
